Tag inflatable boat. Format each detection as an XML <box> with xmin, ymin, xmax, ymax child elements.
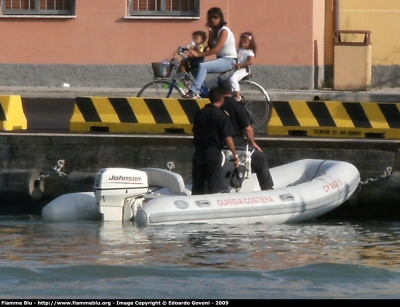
<box><xmin>42</xmin><ymin>151</ymin><xmax>360</xmax><ymax>226</ymax></box>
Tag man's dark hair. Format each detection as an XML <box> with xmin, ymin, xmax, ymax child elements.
<box><xmin>209</xmin><ymin>87</ymin><xmax>225</xmax><ymax>104</ymax></box>
<box><xmin>192</xmin><ymin>31</ymin><xmax>207</xmax><ymax>44</ymax></box>
<box><xmin>217</xmin><ymin>79</ymin><xmax>232</xmax><ymax>94</ymax></box>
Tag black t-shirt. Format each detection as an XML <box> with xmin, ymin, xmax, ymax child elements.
<box><xmin>220</xmin><ymin>97</ymin><xmax>251</xmax><ymax>140</ymax></box>
<box><xmin>192</xmin><ymin>104</ymin><xmax>234</xmax><ymax>150</ymax></box>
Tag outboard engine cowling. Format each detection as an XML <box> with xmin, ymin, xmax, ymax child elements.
<box><xmin>94</xmin><ymin>168</ymin><xmax>149</xmax><ymax>221</ymax></box>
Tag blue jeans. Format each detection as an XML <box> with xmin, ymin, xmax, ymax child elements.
<box><xmin>191</xmin><ymin>57</ymin><xmax>236</xmax><ymax>94</ymax></box>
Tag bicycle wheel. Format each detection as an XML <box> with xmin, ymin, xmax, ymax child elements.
<box><xmin>239</xmin><ymin>80</ymin><xmax>272</xmax><ymax>130</ymax></box>
<box><xmin>137</xmin><ymin>80</ymin><xmax>185</xmax><ymax>98</ymax></box>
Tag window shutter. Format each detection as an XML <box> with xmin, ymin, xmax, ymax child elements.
<box><xmin>131</xmin><ymin>0</ymin><xmax>199</xmax><ymax>16</ymax></box>
<box><xmin>40</xmin><ymin>0</ymin><xmax>71</xmax><ymax>10</ymax></box>
<box><xmin>5</xmin><ymin>0</ymin><xmax>36</xmax><ymax>10</ymax></box>
<box><xmin>3</xmin><ymin>0</ymin><xmax>73</xmax><ymax>14</ymax></box>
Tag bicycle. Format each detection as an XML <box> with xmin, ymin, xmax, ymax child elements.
<box><xmin>137</xmin><ymin>47</ymin><xmax>272</xmax><ymax>130</ymax></box>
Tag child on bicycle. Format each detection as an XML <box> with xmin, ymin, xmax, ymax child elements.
<box><xmin>229</xmin><ymin>32</ymin><xmax>257</xmax><ymax>101</ymax></box>
<box><xmin>180</xmin><ymin>31</ymin><xmax>208</xmax><ymax>77</ymax></box>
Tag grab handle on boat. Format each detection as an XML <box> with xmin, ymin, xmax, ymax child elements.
<box><xmin>279</xmin><ymin>194</ymin><xmax>295</xmax><ymax>201</ymax></box>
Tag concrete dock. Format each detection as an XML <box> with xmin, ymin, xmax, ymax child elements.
<box><xmin>1</xmin><ymin>85</ymin><xmax>400</xmax><ymax>101</ymax></box>
<box><xmin>1</xmin><ymin>85</ymin><xmax>400</xmax><ymax>219</ymax></box>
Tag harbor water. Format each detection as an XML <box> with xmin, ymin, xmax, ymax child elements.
<box><xmin>1</xmin><ymin>215</ymin><xmax>400</xmax><ymax>299</ymax></box>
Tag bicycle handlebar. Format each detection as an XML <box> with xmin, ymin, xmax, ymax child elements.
<box><xmin>177</xmin><ymin>46</ymin><xmax>190</xmax><ymax>55</ymax></box>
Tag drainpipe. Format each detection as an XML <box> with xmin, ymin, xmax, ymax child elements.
<box><xmin>332</xmin><ymin>0</ymin><xmax>340</xmax><ymax>86</ymax></box>
<box><xmin>334</xmin><ymin>0</ymin><xmax>340</xmax><ymax>31</ymax></box>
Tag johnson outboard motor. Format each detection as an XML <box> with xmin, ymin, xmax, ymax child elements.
<box><xmin>94</xmin><ymin>168</ymin><xmax>149</xmax><ymax>221</ymax></box>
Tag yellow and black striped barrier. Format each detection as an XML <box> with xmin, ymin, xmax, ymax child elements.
<box><xmin>0</xmin><ymin>95</ymin><xmax>27</xmax><ymax>131</ymax></box>
<box><xmin>70</xmin><ymin>97</ymin><xmax>209</xmax><ymax>133</ymax></box>
<box><xmin>268</xmin><ymin>100</ymin><xmax>400</xmax><ymax>139</ymax></box>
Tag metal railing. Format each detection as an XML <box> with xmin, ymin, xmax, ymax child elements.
<box><xmin>2</xmin><ymin>0</ymin><xmax>74</xmax><ymax>15</ymax></box>
<box><xmin>129</xmin><ymin>0</ymin><xmax>199</xmax><ymax>16</ymax></box>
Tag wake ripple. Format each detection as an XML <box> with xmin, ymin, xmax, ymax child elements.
<box><xmin>1</xmin><ymin>263</ymin><xmax>398</xmax><ymax>283</ymax></box>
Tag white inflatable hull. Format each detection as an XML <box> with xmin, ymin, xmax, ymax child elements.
<box><xmin>135</xmin><ymin>159</ymin><xmax>360</xmax><ymax>226</ymax></box>
<box><xmin>41</xmin><ymin>159</ymin><xmax>360</xmax><ymax>225</ymax></box>
<box><xmin>42</xmin><ymin>192</ymin><xmax>100</xmax><ymax>222</ymax></box>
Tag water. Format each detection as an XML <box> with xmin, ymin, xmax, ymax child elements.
<box><xmin>1</xmin><ymin>215</ymin><xmax>400</xmax><ymax>299</ymax></box>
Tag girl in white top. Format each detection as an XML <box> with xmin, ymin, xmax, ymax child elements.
<box><xmin>184</xmin><ymin>7</ymin><xmax>237</xmax><ymax>99</ymax></box>
<box><xmin>229</xmin><ymin>32</ymin><xmax>257</xmax><ymax>101</ymax></box>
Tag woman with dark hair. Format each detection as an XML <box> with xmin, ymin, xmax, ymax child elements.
<box><xmin>184</xmin><ymin>7</ymin><xmax>237</xmax><ymax>99</ymax></box>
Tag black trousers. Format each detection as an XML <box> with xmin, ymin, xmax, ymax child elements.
<box><xmin>192</xmin><ymin>147</ymin><xmax>223</xmax><ymax>195</ymax></box>
<box><xmin>251</xmin><ymin>150</ymin><xmax>274</xmax><ymax>190</ymax></box>
<box><xmin>234</xmin><ymin>138</ymin><xmax>274</xmax><ymax>190</ymax></box>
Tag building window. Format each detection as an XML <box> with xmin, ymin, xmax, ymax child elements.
<box><xmin>129</xmin><ymin>0</ymin><xmax>199</xmax><ymax>17</ymax></box>
<box><xmin>2</xmin><ymin>0</ymin><xmax>75</xmax><ymax>15</ymax></box>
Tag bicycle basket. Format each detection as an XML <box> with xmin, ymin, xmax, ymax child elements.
<box><xmin>151</xmin><ymin>62</ymin><xmax>172</xmax><ymax>78</ymax></box>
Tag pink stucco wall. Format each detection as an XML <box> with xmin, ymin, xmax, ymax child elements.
<box><xmin>0</xmin><ymin>0</ymin><xmax>324</xmax><ymax>66</ymax></box>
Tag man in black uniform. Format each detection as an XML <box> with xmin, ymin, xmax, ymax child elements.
<box><xmin>218</xmin><ymin>80</ymin><xmax>274</xmax><ymax>190</ymax></box>
<box><xmin>192</xmin><ymin>86</ymin><xmax>240</xmax><ymax>195</ymax></box>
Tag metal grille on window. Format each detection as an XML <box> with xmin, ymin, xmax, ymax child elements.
<box><xmin>2</xmin><ymin>0</ymin><xmax>74</xmax><ymax>15</ymax></box>
<box><xmin>129</xmin><ymin>0</ymin><xmax>199</xmax><ymax>17</ymax></box>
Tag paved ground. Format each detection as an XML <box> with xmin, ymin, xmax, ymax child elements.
<box><xmin>1</xmin><ymin>85</ymin><xmax>400</xmax><ymax>102</ymax></box>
